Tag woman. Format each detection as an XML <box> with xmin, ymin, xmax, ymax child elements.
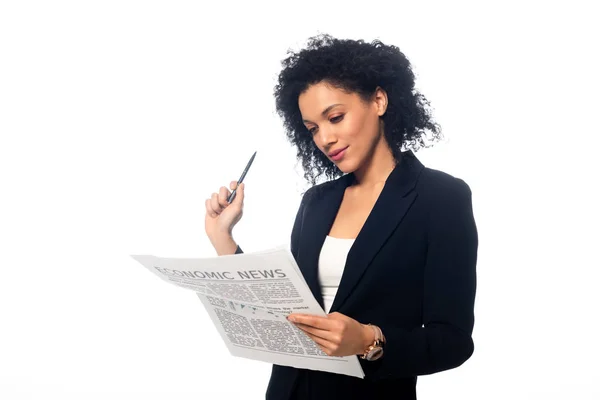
<box><xmin>204</xmin><ymin>34</ymin><xmax>478</xmax><ymax>399</ymax></box>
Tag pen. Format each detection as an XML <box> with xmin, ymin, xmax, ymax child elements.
<box><xmin>227</xmin><ymin>151</ymin><xmax>257</xmax><ymax>203</ymax></box>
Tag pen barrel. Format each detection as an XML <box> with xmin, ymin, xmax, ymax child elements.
<box><xmin>227</xmin><ymin>190</ymin><xmax>237</xmax><ymax>203</ymax></box>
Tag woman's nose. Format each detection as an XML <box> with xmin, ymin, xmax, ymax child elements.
<box><xmin>316</xmin><ymin>126</ymin><xmax>337</xmax><ymax>147</ymax></box>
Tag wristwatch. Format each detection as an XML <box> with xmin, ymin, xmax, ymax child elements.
<box><xmin>361</xmin><ymin>324</ymin><xmax>385</xmax><ymax>361</ymax></box>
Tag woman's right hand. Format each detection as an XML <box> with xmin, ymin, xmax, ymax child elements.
<box><xmin>204</xmin><ymin>181</ymin><xmax>245</xmax><ymax>245</ymax></box>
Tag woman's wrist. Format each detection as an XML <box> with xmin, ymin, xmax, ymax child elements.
<box><xmin>360</xmin><ymin>323</ymin><xmax>377</xmax><ymax>354</ymax></box>
<box><xmin>371</xmin><ymin>324</ymin><xmax>385</xmax><ymax>343</ymax></box>
<box><xmin>210</xmin><ymin>234</ymin><xmax>238</xmax><ymax>256</ymax></box>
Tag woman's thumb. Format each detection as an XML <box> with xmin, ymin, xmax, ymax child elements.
<box><xmin>232</xmin><ymin>182</ymin><xmax>244</xmax><ymax>205</ymax></box>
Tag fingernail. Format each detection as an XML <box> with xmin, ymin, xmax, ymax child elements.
<box><xmin>287</xmin><ymin>316</ymin><xmax>295</xmax><ymax>322</ymax></box>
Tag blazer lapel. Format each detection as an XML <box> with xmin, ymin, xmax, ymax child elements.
<box><xmin>299</xmin><ymin>151</ymin><xmax>425</xmax><ymax>313</ymax></box>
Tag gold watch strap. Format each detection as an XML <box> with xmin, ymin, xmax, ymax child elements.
<box><xmin>374</xmin><ymin>324</ymin><xmax>385</xmax><ymax>343</ymax></box>
<box><xmin>361</xmin><ymin>324</ymin><xmax>384</xmax><ymax>360</ymax></box>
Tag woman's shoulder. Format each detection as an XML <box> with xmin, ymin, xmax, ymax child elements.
<box><xmin>417</xmin><ymin>166</ymin><xmax>472</xmax><ymax>202</ymax></box>
<box><xmin>300</xmin><ymin>173</ymin><xmax>347</xmax><ymax>203</ymax></box>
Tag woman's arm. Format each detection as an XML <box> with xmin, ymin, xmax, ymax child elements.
<box><xmin>211</xmin><ymin>236</ymin><xmax>239</xmax><ymax>256</ymax></box>
<box><xmin>365</xmin><ymin>178</ymin><xmax>478</xmax><ymax>380</ymax></box>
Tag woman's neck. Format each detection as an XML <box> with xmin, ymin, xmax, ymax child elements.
<box><xmin>351</xmin><ymin>138</ymin><xmax>397</xmax><ymax>189</ymax></box>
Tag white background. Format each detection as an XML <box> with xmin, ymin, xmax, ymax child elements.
<box><xmin>1</xmin><ymin>1</ymin><xmax>599</xmax><ymax>399</ymax></box>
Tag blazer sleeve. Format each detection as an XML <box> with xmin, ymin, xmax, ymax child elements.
<box><xmin>366</xmin><ymin>178</ymin><xmax>478</xmax><ymax>380</ymax></box>
<box><xmin>233</xmin><ymin>187</ymin><xmax>312</xmax><ymax>257</ymax></box>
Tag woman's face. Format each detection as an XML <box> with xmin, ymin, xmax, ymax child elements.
<box><xmin>298</xmin><ymin>81</ymin><xmax>387</xmax><ymax>174</ymax></box>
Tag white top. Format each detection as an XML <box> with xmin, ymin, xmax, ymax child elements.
<box><xmin>318</xmin><ymin>235</ymin><xmax>355</xmax><ymax>314</ymax></box>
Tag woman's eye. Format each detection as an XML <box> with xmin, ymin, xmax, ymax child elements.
<box><xmin>306</xmin><ymin>115</ymin><xmax>342</xmax><ymax>135</ymax></box>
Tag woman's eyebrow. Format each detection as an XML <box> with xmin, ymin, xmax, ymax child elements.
<box><xmin>302</xmin><ymin>104</ymin><xmax>343</xmax><ymax>123</ymax></box>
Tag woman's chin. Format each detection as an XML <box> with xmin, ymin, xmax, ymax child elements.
<box><xmin>334</xmin><ymin>159</ymin><xmax>355</xmax><ymax>174</ymax></box>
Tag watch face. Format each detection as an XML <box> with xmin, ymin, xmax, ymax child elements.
<box><xmin>367</xmin><ymin>347</ymin><xmax>383</xmax><ymax>361</ymax></box>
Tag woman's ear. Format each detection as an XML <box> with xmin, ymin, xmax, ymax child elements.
<box><xmin>373</xmin><ymin>86</ymin><xmax>388</xmax><ymax>116</ymax></box>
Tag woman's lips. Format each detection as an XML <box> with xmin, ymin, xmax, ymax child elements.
<box><xmin>329</xmin><ymin>146</ymin><xmax>348</xmax><ymax>161</ymax></box>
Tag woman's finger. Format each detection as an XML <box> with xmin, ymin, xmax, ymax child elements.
<box><xmin>230</xmin><ymin>182</ymin><xmax>244</xmax><ymax>206</ymax></box>
<box><xmin>293</xmin><ymin>323</ymin><xmax>336</xmax><ymax>342</ymax></box>
<box><xmin>205</xmin><ymin>198</ymin><xmax>217</xmax><ymax>218</ymax></box>
<box><xmin>218</xmin><ymin>186</ymin><xmax>230</xmax><ymax>207</ymax></box>
<box><xmin>210</xmin><ymin>193</ymin><xmax>223</xmax><ymax>214</ymax></box>
<box><xmin>300</xmin><ymin>330</ymin><xmax>335</xmax><ymax>354</ymax></box>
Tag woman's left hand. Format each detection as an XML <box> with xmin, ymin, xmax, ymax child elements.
<box><xmin>287</xmin><ymin>312</ymin><xmax>373</xmax><ymax>357</ymax></box>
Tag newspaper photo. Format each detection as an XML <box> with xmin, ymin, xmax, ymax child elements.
<box><xmin>131</xmin><ymin>246</ymin><xmax>365</xmax><ymax>379</ymax></box>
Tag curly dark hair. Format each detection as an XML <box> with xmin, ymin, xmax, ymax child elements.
<box><xmin>273</xmin><ymin>34</ymin><xmax>442</xmax><ymax>186</ymax></box>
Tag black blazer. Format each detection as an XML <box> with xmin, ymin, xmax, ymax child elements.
<box><xmin>236</xmin><ymin>151</ymin><xmax>478</xmax><ymax>400</ymax></box>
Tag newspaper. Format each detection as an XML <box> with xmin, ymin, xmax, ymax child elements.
<box><xmin>131</xmin><ymin>246</ymin><xmax>365</xmax><ymax>378</ymax></box>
